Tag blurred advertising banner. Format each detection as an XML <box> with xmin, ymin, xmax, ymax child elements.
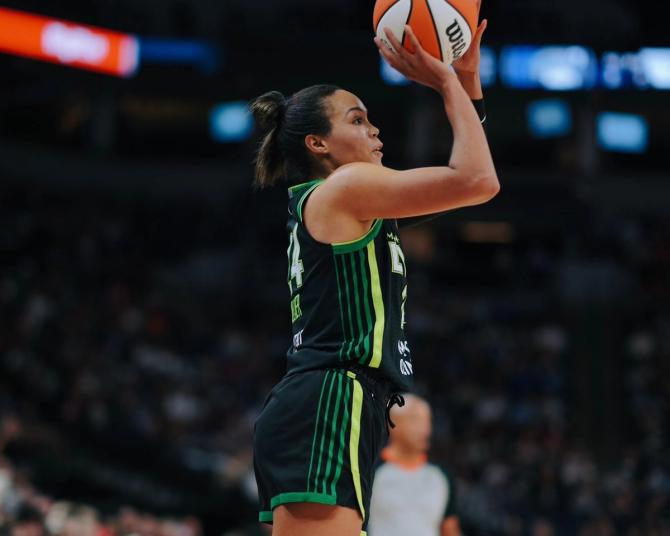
<box><xmin>0</xmin><ymin>7</ymin><xmax>139</xmax><ymax>77</ymax></box>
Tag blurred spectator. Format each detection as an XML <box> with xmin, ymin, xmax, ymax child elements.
<box><xmin>11</xmin><ymin>505</ymin><xmax>44</xmax><ymax>536</ymax></box>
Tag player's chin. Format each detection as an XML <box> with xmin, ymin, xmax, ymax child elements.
<box><xmin>371</xmin><ymin>150</ymin><xmax>384</xmax><ymax>164</ymax></box>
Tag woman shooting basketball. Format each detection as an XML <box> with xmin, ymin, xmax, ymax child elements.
<box><xmin>251</xmin><ymin>5</ymin><xmax>495</xmax><ymax>535</ymax></box>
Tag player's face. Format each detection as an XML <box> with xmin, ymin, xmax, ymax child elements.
<box><xmin>322</xmin><ymin>90</ymin><xmax>384</xmax><ymax>166</ymax></box>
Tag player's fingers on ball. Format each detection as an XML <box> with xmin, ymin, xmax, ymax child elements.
<box><xmin>476</xmin><ymin>19</ymin><xmax>488</xmax><ymax>43</ymax></box>
<box><xmin>376</xmin><ymin>37</ymin><xmax>399</xmax><ymax>61</ymax></box>
<box><xmin>373</xmin><ymin>36</ymin><xmax>387</xmax><ymax>53</ymax></box>
<box><xmin>376</xmin><ymin>37</ymin><xmax>401</xmax><ymax>66</ymax></box>
<box><xmin>404</xmin><ymin>25</ymin><xmax>425</xmax><ymax>56</ymax></box>
<box><xmin>384</xmin><ymin>27</ymin><xmax>411</xmax><ymax>59</ymax></box>
<box><xmin>382</xmin><ymin>28</ymin><xmax>400</xmax><ymax>53</ymax></box>
<box><xmin>378</xmin><ymin>34</ymin><xmax>397</xmax><ymax>54</ymax></box>
<box><xmin>378</xmin><ymin>41</ymin><xmax>405</xmax><ymax>71</ymax></box>
<box><xmin>377</xmin><ymin>45</ymin><xmax>394</xmax><ymax>64</ymax></box>
<box><xmin>380</xmin><ymin>48</ymin><xmax>401</xmax><ymax>70</ymax></box>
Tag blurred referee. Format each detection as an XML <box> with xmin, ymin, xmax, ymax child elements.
<box><xmin>367</xmin><ymin>395</ymin><xmax>461</xmax><ymax>536</ymax></box>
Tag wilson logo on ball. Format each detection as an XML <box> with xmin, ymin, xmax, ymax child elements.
<box><xmin>373</xmin><ymin>0</ymin><xmax>478</xmax><ymax>65</ymax></box>
<box><xmin>446</xmin><ymin>20</ymin><xmax>467</xmax><ymax>60</ymax></box>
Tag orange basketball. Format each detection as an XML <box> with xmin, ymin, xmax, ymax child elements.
<box><xmin>373</xmin><ymin>0</ymin><xmax>478</xmax><ymax>64</ymax></box>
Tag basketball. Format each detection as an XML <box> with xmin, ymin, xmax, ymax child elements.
<box><xmin>373</xmin><ymin>0</ymin><xmax>479</xmax><ymax>64</ymax></box>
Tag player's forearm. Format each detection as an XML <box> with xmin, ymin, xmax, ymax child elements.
<box><xmin>456</xmin><ymin>70</ymin><xmax>486</xmax><ymax>126</ymax></box>
<box><xmin>455</xmin><ymin>70</ymin><xmax>483</xmax><ymax>100</ymax></box>
<box><xmin>440</xmin><ymin>71</ymin><xmax>496</xmax><ymax>190</ymax></box>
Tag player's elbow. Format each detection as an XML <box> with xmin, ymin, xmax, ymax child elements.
<box><xmin>466</xmin><ymin>172</ymin><xmax>500</xmax><ymax>205</ymax></box>
<box><xmin>480</xmin><ymin>173</ymin><xmax>501</xmax><ymax>201</ymax></box>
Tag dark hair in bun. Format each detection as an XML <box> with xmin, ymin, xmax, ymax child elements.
<box><xmin>250</xmin><ymin>84</ymin><xmax>340</xmax><ymax>188</ymax></box>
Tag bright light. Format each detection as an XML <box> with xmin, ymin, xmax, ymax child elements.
<box><xmin>0</xmin><ymin>7</ymin><xmax>139</xmax><ymax>77</ymax></box>
<box><xmin>597</xmin><ymin>112</ymin><xmax>649</xmax><ymax>154</ymax></box>
<box><xmin>638</xmin><ymin>48</ymin><xmax>670</xmax><ymax>89</ymax></box>
<box><xmin>210</xmin><ymin>102</ymin><xmax>254</xmax><ymax>143</ymax></box>
<box><xmin>500</xmin><ymin>45</ymin><xmax>598</xmax><ymax>90</ymax></box>
<box><xmin>380</xmin><ymin>57</ymin><xmax>411</xmax><ymax>86</ymax></box>
<box><xmin>480</xmin><ymin>45</ymin><xmax>496</xmax><ymax>87</ymax></box>
<box><xmin>527</xmin><ymin>99</ymin><xmax>572</xmax><ymax>138</ymax></box>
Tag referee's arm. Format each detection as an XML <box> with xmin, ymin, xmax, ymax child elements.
<box><xmin>440</xmin><ymin>467</ymin><xmax>462</xmax><ymax>536</ymax></box>
<box><xmin>441</xmin><ymin>516</ymin><xmax>462</xmax><ymax>536</ymax></box>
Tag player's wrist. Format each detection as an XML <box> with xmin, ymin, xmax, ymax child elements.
<box><xmin>454</xmin><ymin>70</ymin><xmax>483</xmax><ymax>99</ymax></box>
<box><xmin>471</xmin><ymin>98</ymin><xmax>486</xmax><ymax>124</ymax></box>
<box><xmin>437</xmin><ymin>68</ymin><xmax>460</xmax><ymax>94</ymax></box>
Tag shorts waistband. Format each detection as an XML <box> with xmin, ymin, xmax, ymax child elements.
<box><xmin>341</xmin><ymin>364</ymin><xmax>395</xmax><ymax>404</ymax></box>
<box><xmin>342</xmin><ymin>364</ymin><xmax>405</xmax><ymax>431</ymax></box>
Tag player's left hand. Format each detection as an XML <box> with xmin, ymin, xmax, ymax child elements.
<box><xmin>452</xmin><ymin>0</ymin><xmax>487</xmax><ymax>75</ymax></box>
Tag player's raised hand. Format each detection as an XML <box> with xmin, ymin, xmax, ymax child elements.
<box><xmin>452</xmin><ymin>0</ymin><xmax>487</xmax><ymax>74</ymax></box>
<box><xmin>374</xmin><ymin>25</ymin><xmax>455</xmax><ymax>93</ymax></box>
<box><xmin>450</xmin><ymin>0</ymin><xmax>486</xmax><ymax>98</ymax></box>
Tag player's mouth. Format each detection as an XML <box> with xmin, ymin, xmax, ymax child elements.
<box><xmin>372</xmin><ymin>143</ymin><xmax>384</xmax><ymax>157</ymax></box>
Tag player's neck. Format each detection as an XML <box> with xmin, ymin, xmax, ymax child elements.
<box><xmin>382</xmin><ymin>445</ymin><xmax>427</xmax><ymax>470</ymax></box>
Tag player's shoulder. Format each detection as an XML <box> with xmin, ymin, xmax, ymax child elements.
<box><xmin>320</xmin><ymin>162</ymin><xmax>397</xmax><ymax>193</ymax></box>
<box><xmin>331</xmin><ymin>161</ymin><xmax>386</xmax><ymax>178</ymax></box>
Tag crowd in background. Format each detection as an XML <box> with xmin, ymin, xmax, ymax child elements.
<box><xmin>1</xmin><ymin>448</ymin><xmax>203</xmax><ymax>536</ymax></box>
<box><xmin>1</xmin><ymin>189</ymin><xmax>668</xmax><ymax>535</ymax></box>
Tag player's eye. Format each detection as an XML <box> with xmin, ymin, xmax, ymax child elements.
<box><xmin>353</xmin><ymin>117</ymin><xmax>364</xmax><ymax>125</ymax></box>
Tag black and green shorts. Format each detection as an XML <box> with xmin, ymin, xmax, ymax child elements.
<box><xmin>253</xmin><ymin>367</ymin><xmax>389</xmax><ymax>533</ymax></box>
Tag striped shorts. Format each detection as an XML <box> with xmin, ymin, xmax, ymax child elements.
<box><xmin>253</xmin><ymin>367</ymin><xmax>389</xmax><ymax>533</ymax></box>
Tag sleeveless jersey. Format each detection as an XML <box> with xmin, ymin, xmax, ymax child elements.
<box><xmin>285</xmin><ymin>179</ymin><xmax>414</xmax><ymax>392</ymax></box>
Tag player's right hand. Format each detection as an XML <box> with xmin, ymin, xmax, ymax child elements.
<box><xmin>374</xmin><ymin>25</ymin><xmax>455</xmax><ymax>93</ymax></box>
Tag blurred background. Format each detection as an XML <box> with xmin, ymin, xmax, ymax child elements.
<box><xmin>0</xmin><ymin>1</ymin><xmax>668</xmax><ymax>535</ymax></box>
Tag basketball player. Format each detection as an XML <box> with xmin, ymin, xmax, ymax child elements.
<box><xmin>251</xmin><ymin>9</ymin><xmax>494</xmax><ymax>536</ymax></box>
<box><xmin>368</xmin><ymin>395</ymin><xmax>461</xmax><ymax>536</ymax></box>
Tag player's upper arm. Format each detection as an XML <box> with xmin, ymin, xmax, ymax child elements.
<box><xmin>314</xmin><ymin>162</ymin><xmax>499</xmax><ymax>221</ymax></box>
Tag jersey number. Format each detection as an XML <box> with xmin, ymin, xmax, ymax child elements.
<box><xmin>401</xmin><ymin>284</ymin><xmax>407</xmax><ymax>329</ymax></box>
<box><xmin>389</xmin><ymin>241</ymin><xmax>408</xmax><ymax>330</ymax></box>
<box><xmin>288</xmin><ymin>224</ymin><xmax>304</xmax><ymax>293</ymax></box>
<box><xmin>388</xmin><ymin>241</ymin><xmax>406</xmax><ymax>276</ymax></box>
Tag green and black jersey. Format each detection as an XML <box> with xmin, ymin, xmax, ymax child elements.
<box><xmin>286</xmin><ymin>179</ymin><xmax>413</xmax><ymax>392</ymax></box>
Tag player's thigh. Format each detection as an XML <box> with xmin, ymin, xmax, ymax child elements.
<box><xmin>272</xmin><ymin>503</ymin><xmax>363</xmax><ymax>536</ymax></box>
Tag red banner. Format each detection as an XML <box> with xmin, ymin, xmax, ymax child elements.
<box><xmin>0</xmin><ymin>7</ymin><xmax>139</xmax><ymax>77</ymax></box>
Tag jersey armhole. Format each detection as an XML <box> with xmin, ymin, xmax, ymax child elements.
<box><xmin>295</xmin><ymin>182</ymin><xmax>332</xmax><ymax>249</ymax></box>
<box><xmin>296</xmin><ymin>181</ymin><xmax>323</xmax><ymax>224</ymax></box>
<box><xmin>331</xmin><ymin>219</ymin><xmax>383</xmax><ymax>254</ymax></box>
<box><xmin>298</xmin><ymin>182</ymin><xmax>383</xmax><ymax>253</ymax></box>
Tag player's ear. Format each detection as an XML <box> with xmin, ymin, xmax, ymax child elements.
<box><xmin>305</xmin><ymin>134</ymin><xmax>329</xmax><ymax>157</ymax></box>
